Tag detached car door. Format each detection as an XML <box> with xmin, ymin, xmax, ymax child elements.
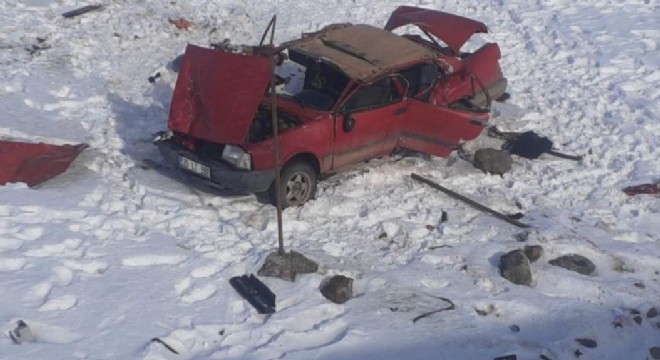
<box><xmin>332</xmin><ymin>77</ymin><xmax>407</xmax><ymax>169</ymax></box>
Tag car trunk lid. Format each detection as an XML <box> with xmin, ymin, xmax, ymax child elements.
<box><xmin>384</xmin><ymin>6</ymin><xmax>488</xmax><ymax>55</ymax></box>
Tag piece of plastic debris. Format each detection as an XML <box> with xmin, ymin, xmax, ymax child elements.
<box><xmin>168</xmin><ymin>18</ymin><xmax>193</xmax><ymax>30</ymax></box>
<box><xmin>9</xmin><ymin>320</ymin><xmax>34</xmax><ymax>344</ymax></box>
<box><xmin>62</xmin><ymin>5</ymin><xmax>104</xmax><ymax>18</ymax></box>
<box><xmin>229</xmin><ymin>274</ymin><xmax>276</xmax><ymax>314</ymax></box>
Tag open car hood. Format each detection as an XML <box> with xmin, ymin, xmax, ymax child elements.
<box><xmin>168</xmin><ymin>44</ymin><xmax>272</xmax><ymax>144</ymax></box>
<box><xmin>384</xmin><ymin>6</ymin><xmax>488</xmax><ymax>55</ymax></box>
<box><xmin>0</xmin><ymin>140</ymin><xmax>88</xmax><ymax>187</ymax></box>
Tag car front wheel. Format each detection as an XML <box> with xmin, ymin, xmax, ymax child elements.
<box><xmin>268</xmin><ymin>161</ymin><xmax>317</xmax><ymax>208</ymax></box>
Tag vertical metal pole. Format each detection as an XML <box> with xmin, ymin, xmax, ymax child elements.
<box><xmin>267</xmin><ymin>15</ymin><xmax>285</xmax><ymax>255</ymax></box>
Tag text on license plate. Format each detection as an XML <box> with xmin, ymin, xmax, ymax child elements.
<box><xmin>179</xmin><ymin>156</ymin><xmax>211</xmax><ymax>178</ymax></box>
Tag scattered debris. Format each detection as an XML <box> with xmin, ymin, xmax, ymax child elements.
<box><xmin>440</xmin><ymin>210</ymin><xmax>448</xmax><ymax>223</ymax></box>
<box><xmin>26</xmin><ymin>37</ymin><xmax>50</xmax><ymax>57</ymax></box>
<box><xmin>499</xmin><ymin>249</ymin><xmax>533</xmax><ymax>285</ymax></box>
<box><xmin>475</xmin><ymin>303</ymin><xmax>497</xmax><ymax>316</ymax></box>
<box><xmin>168</xmin><ymin>18</ymin><xmax>193</xmax><ymax>30</ymax></box>
<box><xmin>634</xmin><ymin>315</ymin><xmax>643</xmax><ymax>324</ymax></box>
<box><xmin>575</xmin><ymin>338</ymin><xmax>597</xmax><ymax>348</ymax></box>
<box><xmin>150</xmin><ymin>337</ymin><xmax>179</xmax><ymax>354</ymax></box>
<box><xmin>549</xmin><ymin>254</ymin><xmax>595</xmax><ymax>275</ymax></box>
<box><xmin>514</xmin><ymin>230</ymin><xmax>529</xmax><ymax>242</ymax></box>
<box><xmin>648</xmin><ymin>307</ymin><xmax>658</xmax><ymax>319</ymax></box>
<box><xmin>508</xmin><ymin>212</ymin><xmax>524</xmax><ymax>220</ymax></box>
<box><xmin>634</xmin><ymin>282</ymin><xmax>645</xmax><ymax>289</ymax></box>
<box><xmin>523</xmin><ymin>245</ymin><xmax>543</xmax><ymax>262</ymax></box>
<box><xmin>489</xmin><ymin>127</ymin><xmax>583</xmax><ymax>161</ymax></box>
<box><xmin>257</xmin><ymin>250</ymin><xmax>318</xmax><ymax>281</ymax></box>
<box><xmin>229</xmin><ymin>274</ymin><xmax>276</xmax><ymax>314</ymax></box>
<box><xmin>473</xmin><ymin>148</ymin><xmax>512</xmax><ymax>175</ymax></box>
<box><xmin>320</xmin><ymin>275</ymin><xmax>353</xmax><ymax>304</ymax></box>
<box><xmin>148</xmin><ymin>72</ymin><xmax>161</xmax><ymax>83</ymax></box>
<box><xmin>62</xmin><ymin>5</ymin><xmax>104</xmax><ymax>18</ymax></box>
<box><xmin>623</xmin><ymin>183</ymin><xmax>660</xmax><ymax>196</ymax></box>
<box><xmin>493</xmin><ymin>354</ymin><xmax>516</xmax><ymax>360</ymax></box>
<box><xmin>574</xmin><ymin>349</ymin><xmax>583</xmax><ymax>358</ymax></box>
<box><xmin>412</xmin><ymin>295</ymin><xmax>455</xmax><ymax>323</ymax></box>
<box><xmin>411</xmin><ymin>173</ymin><xmax>530</xmax><ymax>228</ymax></box>
<box><xmin>0</xmin><ymin>141</ymin><xmax>88</xmax><ymax>187</ymax></box>
<box><xmin>509</xmin><ymin>324</ymin><xmax>520</xmax><ymax>333</ymax></box>
<box><xmin>8</xmin><ymin>320</ymin><xmax>34</xmax><ymax>344</ymax></box>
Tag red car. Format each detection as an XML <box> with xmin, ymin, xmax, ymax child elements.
<box><xmin>156</xmin><ymin>6</ymin><xmax>507</xmax><ymax>207</ymax></box>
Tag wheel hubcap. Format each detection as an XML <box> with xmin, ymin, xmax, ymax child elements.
<box><xmin>285</xmin><ymin>173</ymin><xmax>311</xmax><ymax>205</ymax></box>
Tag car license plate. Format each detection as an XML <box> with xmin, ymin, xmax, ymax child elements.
<box><xmin>179</xmin><ymin>156</ymin><xmax>211</xmax><ymax>178</ymax></box>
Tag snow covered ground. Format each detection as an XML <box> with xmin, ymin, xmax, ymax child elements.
<box><xmin>1</xmin><ymin>0</ymin><xmax>659</xmax><ymax>359</ymax></box>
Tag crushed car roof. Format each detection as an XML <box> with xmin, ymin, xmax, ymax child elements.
<box><xmin>289</xmin><ymin>24</ymin><xmax>436</xmax><ymax>81</ymax></box>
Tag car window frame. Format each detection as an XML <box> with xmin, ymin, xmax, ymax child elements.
<box><xmin>339</xmin><ymin>74</ymin><xmax>409</xmax><ymax>114</ymax></box>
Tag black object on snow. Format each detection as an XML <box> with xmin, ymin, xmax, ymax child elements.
<box><xmin>493</xmin><ymin>355</ymin><xmax>517</xmax><ymax>360</ymax></box>
<box><xmin>502</xmin><ymin>130</ymin><xmax>582</xmax><ymax>161</ymax></box>
<box><xmin>62</xmin><ymin>5</ymin><xmax>104</xmax><ymax>18</ymax></box>
<box><xmin>229</xmin><ymin>274</ymin><xmax>276</xmax><ymax>314</ymax></box>
<box><xmin>549</xmin><ymin>254</ymin><xmax>596</xmax><ymax>275</ymax></box>
<box><xmin>503</xmin><ymin>131</ymin><xmax>553</xmax><ymax>159</ymax></box>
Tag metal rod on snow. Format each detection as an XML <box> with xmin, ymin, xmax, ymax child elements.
<box><xmin>267</xmin><ymin>15</ymin><xmax>285</xmax><ymax>255</ymax></box>
<box><xmin>411</xmin><ymin>173</ymin><xmax>530</xmax><ymax>229</ymax></box>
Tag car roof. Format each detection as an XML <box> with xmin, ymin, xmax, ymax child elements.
<box><xmin>288</xmin><ymin>24</ymin><xmax>436</xmax><ymax>81</ymax></box>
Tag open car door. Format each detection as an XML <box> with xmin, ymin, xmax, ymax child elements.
<box><xmin>398</xmin><ymin>100</ymin><xmax>488</xmax><ymax>157</ymax></box>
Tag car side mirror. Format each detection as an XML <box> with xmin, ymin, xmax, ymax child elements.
<box><xmin>343</xmin><ymin>113</ymin><xmax>356</xmax><ymax>132</ymax></box>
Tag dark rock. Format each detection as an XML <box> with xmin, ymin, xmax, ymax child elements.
<box><xmin>650</xmin><ymin>347</ymin><xmax>660</xmax><ymax>359</ymax></box>
<box><xmin>648</xmin><ymin>307</ymin><xmax>658</xmax><ymax>318</ymax></box>
<box><xmin>509</xmin><ymin>324</ymin><xmax>520</xmax><ymax>333</ymax></box>
<box><xmin>320</xmin><ymin>275</ymin><xmax>353</xmax><ymax>304</ymax></box>
<box><xmin>524</xmin><ymin>245</ymin><xmax>544</xmax><ymax>262</ymax></box>
<box><xmin>499</xmin><ymin>249</ymin><xmax>532</xmax><ymax>286</ymax></box>
<box><xmin>575</xmin><ymin>338</ymin><xmax>597</xmax><ymax>348</ymax></box>
<box><xmin>473</xmin><ymin>148</ymin><xmax>513</xmax><ymax>175</ymax></box>
<box><xmin>548</xmin><ymin>254</ymin><xmax>595</xmax><ymax>275</ymax></box>
<box><xmin>257</xmin><ymin>251</ymin><xmax>318</xmax><ymax>281</ymax></box>
<box><xmin>634</xmin><ymin>316</ymin><xmax>642</xmax><ymax>325</ymax></box>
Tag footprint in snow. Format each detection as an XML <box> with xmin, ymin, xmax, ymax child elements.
<box><xmin>38</xmin><ymin>295</ymin><xmax>77</xmax><ymax>312</ymax></box>
<box><xmin>121</xmin><ymin>254</ymin><xmax>187</xmax><ymax>267</ymax></box>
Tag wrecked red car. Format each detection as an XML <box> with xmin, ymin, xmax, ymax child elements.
<box><xmin>156</xmin><ymin>6</ymin><xmax>507</xmax><ymax>207</ymax></box>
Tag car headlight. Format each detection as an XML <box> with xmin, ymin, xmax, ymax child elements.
<box><xmin>222</xmin><ymin>145</ymin><xmax>252</xmax><ymax>170</ymax></box>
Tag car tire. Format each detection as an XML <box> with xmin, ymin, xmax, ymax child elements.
<box><xmin>268</xmin><ymin>161</ymin><xmax>317</xmax><ymax>208</ymax></box>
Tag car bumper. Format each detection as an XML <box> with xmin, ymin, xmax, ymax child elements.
<box><xmin>157</xmin><ymin>139</ymin><xmax>275</xmax><ymax>194</ymax></box>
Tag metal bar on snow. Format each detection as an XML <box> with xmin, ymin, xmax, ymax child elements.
<box><xmin>411</xmin><ymin>173</ymin><xmax>530</xmax><ymax>228</ymax></box>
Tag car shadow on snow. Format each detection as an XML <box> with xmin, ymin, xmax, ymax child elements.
<box><xmin>106</xmin><ymin>81</ymin><xmax>262</xmax><ymax>201</ymax></box>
